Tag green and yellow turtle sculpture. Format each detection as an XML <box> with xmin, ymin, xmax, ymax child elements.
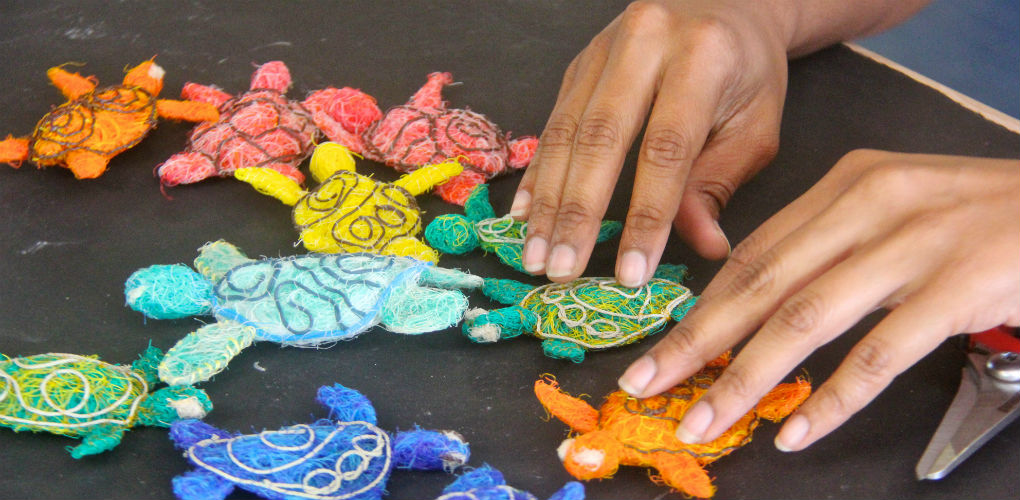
<box><xmin>462</xmin><ymin>265</ymin><xmax>696</xmax><ymax>362</ymax></box>
<box><xmin>236</xmin><ymin>142</ymin><xmax>462</xmax><ymax>263</ymax></box>
<box><xmin>0</xmin><ymin>346</ymin><xmax>212</xmax><ymax>458</ymax></box>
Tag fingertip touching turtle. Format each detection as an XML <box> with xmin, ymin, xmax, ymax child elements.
<box><xmin>461</xmin><ymin>264</ymin><xmax>696</xmax><ymax>362</ymax></box>
<box><xmin>236</xmin><ymin>141</ymin><xmax>463</xmax><ymax>263</ymax></box>
<box><xmin>307</xmin><ymin>71</ymin><xmax>538</xmax><ymax>205</ymax></box>
<box><xmin>169</xmin><ymin>383</ymin><xmax>470</xmax><ymax>500</ymax></box>
<box><xmin>437</xmin><ymin>464</ymin><xmax>585</xmax><ymax>500</ymax></box>
<box><xmin>125</xmin><ymin>240</ymin><xmax>483</xmax><ymax>386</ymax></box>
<box><xmin>534</xmin><ymin>356</ymin><xmax>812</xmax><ymax>498</ymax></box>
<box><xmin>0</xmin><ymin>59</ymin><xmax>219</xmax><ymax>179</ymax></box>
<box><xmin>0</xmin><ymin>345</ymin><xmax>212</xmax><ymax>458</ymax></box>
<box><xmin>425</xmin><ymin>184</ymin><xmax>622</xmax><ymax>273</ymax></box>
<box><xmin>158</xmin><ymin>60</ymin><xmax>378</xmax><ymax>187</ymax></box>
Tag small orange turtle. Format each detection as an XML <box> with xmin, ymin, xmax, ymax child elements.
<box><xmin>0</xmin><ymin>60</ymin><xmax>219</xmax><ymax>179</ymax></box>
<box><xmin>534</xmin><ymin>353</ymin><xmax>811</xmax><ymax>498</ymax></box>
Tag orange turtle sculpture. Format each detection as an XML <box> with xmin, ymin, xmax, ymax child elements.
<box><xmin>534</xmin><ymin>353</ymin><xmax>811</xmax><ymax>498</ymax></box>
<box><xmin>0</xmin><ymin>60</ymin><xmax>219</xmax><ymax>179</ymax></box>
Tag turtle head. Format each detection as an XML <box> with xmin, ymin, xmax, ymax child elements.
<box><xmin>425</xmin><ymin>214</ymin><xmax>479</xmax><ymax>255</ymax></box>
<box><xmin>316</xmin><ymin>383</ymin><xmax>377</xmax><ymax>424</ymax></box>
<box><xmin>139</xmin><ymin>386</ymin><xmax>213</xmax><ymax>427</ymax></box>
<box><xmin>125</xmin><ymin>264</ymin><xmax>214</xmax><ymax>320</ymax></box>
<box><xmin>556</xmin><ymin>432</ymin><xmax>623</xmax><ymax>481</ymax></box>
<box><xmin>393</xmin><ymin>428</ymin><xmax>470</xmax><ymax>472</ymax></box>
<box><xmin>123</xmin><ymin>60</ymin><xmax>165</xmax><ymax>96</ymax></box>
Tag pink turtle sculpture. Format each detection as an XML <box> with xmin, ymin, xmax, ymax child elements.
<box><xmin>157</xmin><ymin>61</ymin><xmax>380</xmax><ymax>187</ymax></box>
<box><xmin>305</xmin><ymin>72</ymin><xmax>538</xmax><ymax>205</ymax></box>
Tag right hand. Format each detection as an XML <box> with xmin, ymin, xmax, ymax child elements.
<box><xmin>512</xmin><ymin>0</ymin><xmax>795</xmax><ymax>285</ymax></box>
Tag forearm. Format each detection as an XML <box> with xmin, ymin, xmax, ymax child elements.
<box><xmin>765</xmin><ymin>0</ymin><xmax>932</xmax><ymax>57</ymax></box>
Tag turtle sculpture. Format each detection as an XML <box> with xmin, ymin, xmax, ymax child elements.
<box><xmin>0</xmin><ymin>345</ymin><xmax>212</xmax><ymax>458</ymax></box>
<box><xmin>426</xmin><ymin>184</ymin><xmax>623</xmax><ymax>273</ymax></box>
<box><xmin>0</xmin><ymin>60</ymin><xmax>219</xmax><ymax>179</ymax></box>
<box><xmin>125</xmin><ymin>240</ymin><xmax>483</xmax><ymax>386</ymax></box>
<box><xmin>461</xmin><ymin>265</ymin><xmax>696</xmax><ymax>362</ymax></box>
<box><xmin>236</xmin><ymin>141</ymin><xmax>463</xmax><ymax>263</ymax></box>
<box><xmin>534</xmin><ymin>356</ymin><xmax>812</xmax><ymax>498</ymax></box>
<box><xmin>437</xmin><ymin>465</ymin><xmax>585</xmax><ymax>500</ymax></box>
<box><xmin>308</xmin><ymin>71</ymin><xmax>538</xmax><ymax>205</ymax></box>
<box><xmin>157</xmin><ymin>60</ymin><xmax>380</xmax><ymax>187</ymax></box>
<box><xmin>169</xmin><ymin>383</ymin><xmax>469</xmax><ymax>500</ymax></box>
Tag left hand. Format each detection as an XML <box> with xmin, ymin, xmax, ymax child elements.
<box><xmin>617</xmin><ymin>149</ymin><xmax>1020</xmax><ymax>451</ymax></box>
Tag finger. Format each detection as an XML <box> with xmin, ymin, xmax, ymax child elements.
<box><xmin>773</xmin><ymin>285</ymin><xmax>957</xmax><ymax>452</ymax></box>
<box><xmin>673</xmin><ymin>225</ymin><xmax>924</xmax><ymax>444</ymax></box>
<box><xmin>618</xmin><ymin>167</ymin><xmax>902</xmax><ymax>398</ymax></box>
<box><xmin>671</xmin><ymin>100</ymin><xmax>781</xmax><ymax>261</ymax></box>
<box><xmin>542</xmin><ymin>13</ymin><xmax>675</xmax><ymax>281</ymax></box>
<box><xmin>517</xmin><ymin>31</ymin><xmax>616</xmax><ymax>275</ymax></box>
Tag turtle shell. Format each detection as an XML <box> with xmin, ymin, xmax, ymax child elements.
<box><xmin>363</xmin><ymin>105</ymin><xmax>510</xmax><ymax>177</ymax></box>
<box><xmin>186</xmin><ymin>89</ymin><xmax>316</xmax><ymax>176</ymax></box>
<box><xmin>0</xmin><ymin>353</ymin><xmax>149</xmax><ymax>436</ymax></box>
<box><xmin>184</xmin><ymin>421</ymin><xmax>392</xmax><ymax>500</ymax></box>
<box><xmin>212</xmin><ymin>253</ymin><xmax>430</xmax><ymax>344</ymax></box>
<box><xmin>292</xmin><ymin>170</ymin><xmax>422</xmax><ymax>255</ymax></box>
<box><xmin>520</xmin><ymin>277</ymin><xmax>694</xmax><ymax>350</ymax></box>
<box><xmin>600</xmin><ymin>364</ymin><xmax>760</xmax><ymax>467</ymax></box>
<box><xmin>30</xmin><ymin>85</ymin><xmax>157</xmax><ymax>165</ymax></box>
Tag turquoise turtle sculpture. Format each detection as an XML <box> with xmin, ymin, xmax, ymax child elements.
<box><xmin>462</xmin><ymin>265</ymin><xmax>696</xmax><ymax>362</ymax></box>
<box><xmin>125</xmin><ymin>240</ymin><xmax>483</xmax><ymax>386</ymax></box>
<box><xmin>169</xmin><ymin>383</ymin><xmax>469</xmax><ymax>500</ymax></box>
<box><xmin>425</xmin><ymin>184</ymin><xmax>622</xmax><ymax>274</ymax></box>
<box><xmin>0</xmin><ymin>346</ymin><xmax>211</xmax><ymax>458</ymax></box>
<box><xmin>437</xmin><ymin>465</ymin><xmax>585</xmax><ymax>500</ymax></box>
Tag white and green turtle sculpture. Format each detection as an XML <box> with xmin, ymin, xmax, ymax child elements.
<box><xmin>0</xmin><ymin>345</ymin><xmax>212</xmax><ymax>458</ymax></box>
<box><xmin>125</xmin><ymin>240</ymin><xmax>483</xmax><ymax>386</ymax></box>
<box><xmin>462</xmin><ymin>265</ymin><xmax>696</xmax><ymax>362</ymax></box>
<box><xmin>425</xmin><ymin>184</ymin><xmax>621</xmax><ymax>274</ymax></box>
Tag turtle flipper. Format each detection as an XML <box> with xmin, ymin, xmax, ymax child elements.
<box><xmin>392</xmin><ymin>159</ymin><xmax>464</xmax><ymax>197</ymax></box>
<box><xmin>462</xmin><ymin>305</ymin><xmax>536</xmax><ymax>343</ymax></box>
<box><xmin>181</xmin><ymin>82</ymin><xmax>232</xmax><ymax>107</ymax></box>
<box><xmin>170</xmin><ymin>419</ymin><xmax>232</xmax><ymax>449</ymax></box>
<box><xmin>47</xmin><ymin>66</ymin><xmax>97</xmax><ymax>100</ymax></box>
<box><xmin>235</xmin><ymin>167</ymin><xmax>305</xmax><ymax>206</ymax></box>
<box><xmin>302</xmin><ymin>88</ymin><xmax>381</xmax><ymax>154</ymax></box>
<box><xmin>435</xmin><ymin>169</ymin><xmax>486</xmax><ymax>206</ymax></box>
<box><xmin>172</xmin><ymin>469</ymin><xmax>235</xmax><ymax>500</ymax></box>
<box><xmin>393</xmin><ymin>428</ymin><xmax>470</xmax><ymax>471</ymax></box>
<box><xmin>408</xmin><ymin>72</ymin><xmax>452</xmax><ymax>109</ymax></box>
<box><xmin>462</xmin><ymin>184</ymin><xmax>496</xmax><ymax>222</ymax></box>
<box><xmin>648</xmin><ymin>450</ymin><xmax>715</xmax><ymax>498</ymax></box>
<box><xmin>418</xmin><ymin>265</ymin><xmax>484</xmax><ymax>290</ymax></box>
<box><xmin>65</xmin><ymin>150</ymin><xmax>110</xmax><ymax>179</ymax></box>
<box><xmin>158</xmin><ymin>151</ymin><xmax>219</xmax><ymax>186</ymax></box>
<box><xmin>131</xmin><ymin>344</ymin><xmax>165</xmax><ymax>387</ymax></box>
<box><xmin>670</xmin><ymin>295</ymin><xmax>697</xmax><ymax>323</ymax></box>
<box><xmin>534</xmin><ymin>377</ymin><xmax>599</xmax><ymax>434</ymax></box>
<box><xmin>194</xmin><ymin>240</ymin><xmax>253</xmax><ymax>282</ymax></box>
<box><xmin>159</xmin><ymin>321</ymin><xmax>257</xmax><ymax>386</ymax></box>
<box><xmin>481</xmin><ymin>278</ymin><xmax>533</xmax><ymax>305</ymax></box>
<box><xmin>442</xmin><ymin>465</ymin><xmax>506</xmax><ymax>494</ymax></box>
<box><xmin>548</xmin><ymin>481</ymin><xmax>585</xmax><ymax>500</ymax></box>
<box><xmin>755</xmin><ymin>378</ymin><xmax>812</xmax><ymax>422</ymax></box>
<box><xmin>494</xmin><ymin>244</ymin><xmax>527</xmax><ymax>274</ymax></box>
<box><xmin>0</xmin><ymin>135</ymin><xmax>30</xmax><ymax>168</ymax></box>
<box><xmin>595</xmin><ymin>220</ymin><xmax>623</xmax><ymax>242</ymax></box>
<box><xmin>155</xmin><ymin>99</ymin><xmax>219</xmax><ymax>123</ymax></box>
<box><xmin>542</xmin><ymin>339</ymin><xmax>586</xmax><ymax>363</ymax></box>
<box><xmin>652</xmin><ymin>263</ymin><xmax>690</xmax><ymax>284</ymax></box>
<box><xmin>383</xmin><ymin>236</ymin><xmax>440</xmax><ymax>263</ymax></box>
<box><xmin>71</xmin><ymin>424</ymin><xmax>125</xmax><ymax>458</ymax></box>
<box><xmin>382</xmin><ymin>285</ymin><xmax>468</xmax><ymax>334</ymax></box>
<box><xmin>316</xmin><ymin>383</ymin><xmax>377</xmax><ymax>424</ymax></box>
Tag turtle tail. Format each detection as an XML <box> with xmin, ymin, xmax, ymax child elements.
<box><xmin>131</xmin><ymin>344</ymin><xmax>165</xmax><ymax>387</ymax></box>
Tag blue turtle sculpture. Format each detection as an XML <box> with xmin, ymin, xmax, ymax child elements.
<box><xmin>170</xmin><ymin>383</ymin><xmax>470</xmax><ymax>500</ymax></box>
<box><xmin>437</xmin><ymin>465</ymin><xmax>584</xmax><ymax>500</ymax></box>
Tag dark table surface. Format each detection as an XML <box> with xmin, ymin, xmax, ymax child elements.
<box><xmin>1</xmin><ymin>2</ymin><xmax>1017</xmax><ymax>499</ymax></box>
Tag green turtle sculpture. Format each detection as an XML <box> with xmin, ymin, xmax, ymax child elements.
<box><xmin>425</xmin><ymin>184</ymin><xmax>622</xmax><ymax>273</ymax></box>
<box><xmin>462</xmin><ymin>265</ymin><xmax>696</xmax><ymax>362</ymax></box>
<box><xmin>0</xmin><ymin>346</ymin><xmax>212</xmax><ymax>458</ymax></box>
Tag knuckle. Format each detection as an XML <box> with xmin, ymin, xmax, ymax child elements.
<box><xmin>625</xmin><ymin>203</ymin><xmax>673</xmax><ymax>239</ymax></box>
<box><xmin>725</xmin><ymin>252</ymin><xmax>779</xmax><ymax>298</ymax></box>
<box><xmin>690</xmin><ymin>178</ymin><xmax>738</xmax><ymax>216</ymax></box>
<box><xmin>642</xmin><ymin>128</ymin><xmax>691</xmax><ymax>171</ymax></box>
<box><xmin>575</xmin><ymin>111</ymin><xmax>624</xmax><ymax>150</ymax></box>
<box><xmin>771</xmin><ymin>290</ymin><xmax>826</xmax><ymax>337</ymax></box>
<box><xmin>810</xmin><ymin>384</ymin><xmax>859</xmax><ymax>421</ymax></box>
<box><xmin>555</xmin><ymin>199</ymin><xmax>600</xmax><ymax>232</ymax></box>
<box><xmin>728</xmin><ymin>231</ymin><xmax>770</xmax><ymax>268</ymax></box>
<box><xmin>715</xmin><ymin>363</ymin><xmax>764</xmax><ymax>402</ymax></box>
<box><xmin>844</xmin><ymin>337</ymin><xmax>894</xmax><ymax>385</ymax></box>
<box><xmin>540</xmin><ymin>115</ymin><xmax>580</xmax><ymax>150</ymax></box>
<box><xmin>686</xmin><ymin>17</ymin><xmax>740</xmax><ymax>62</ymax></box>
<box><xmin>654</xmin><ymin>324</ymin><xmax>706</xmax><ymax>362</ymax></box>
<box><xmin>527</xmin><ymin>197</ymin><xmax>561</xmax><ymax>230</ymax></box>
<box><xmin>619</xmin><ymin>1</ymin><xmax>672</xmax><ymax>36</ymax></box>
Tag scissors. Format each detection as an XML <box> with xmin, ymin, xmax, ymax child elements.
<box><xmin>916</xmin><ymin>325</ymin><xmax>1020</xmax><ymax>480</ymax></box>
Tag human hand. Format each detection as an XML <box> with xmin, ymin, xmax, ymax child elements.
<box><xmin>616</xmin><ymin>149</ymin><xmax>1020</xmax><ymax>451</ymax></box>
<box><xmin>511</xmin><ymin>0</ymin><xmax>794</xmax><ymax>284</ymax></box>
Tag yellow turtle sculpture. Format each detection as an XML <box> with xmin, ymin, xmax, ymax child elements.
<box><xmin>236</xmin><ymin>142</ymin><xmax>462</xmax><ymax>262</ymax></box>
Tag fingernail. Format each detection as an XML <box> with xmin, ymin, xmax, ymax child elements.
<box><xmin>509</xmin><ymin>190</ymin><xmax>531</xmax><ymax>217</ymax></box>
<box><xmin>676</xmin><ymin>401</ymin><xmax>713</xmax><ymax>443</ymax></box>
<box><xmin>618</xmin><ymin>356</ymin><xmax>656</xmax><ymax>395</ymax></box>
<box><xmin>546</xmin><ymin>244</ymin><xmax>577</xmax><ymax>278</ymax></box>
<box><xmin>716</xmin><ymin>221</ymin><xmax>731</xmax><ymax>257</ymax></box>
<box><xmin>617</xmin><ymin>250</ymin><xmax>647</xmax><ymax>287</ymax></box>
<box><xmin>775</xmin><ymin>414</ymin><xmax>809</xmax><ymax>452</ymax></box>
<box><xmin>522</xmin><ymin>237</ymin><xmax>548</xmax><ymax>273</ymax></box>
